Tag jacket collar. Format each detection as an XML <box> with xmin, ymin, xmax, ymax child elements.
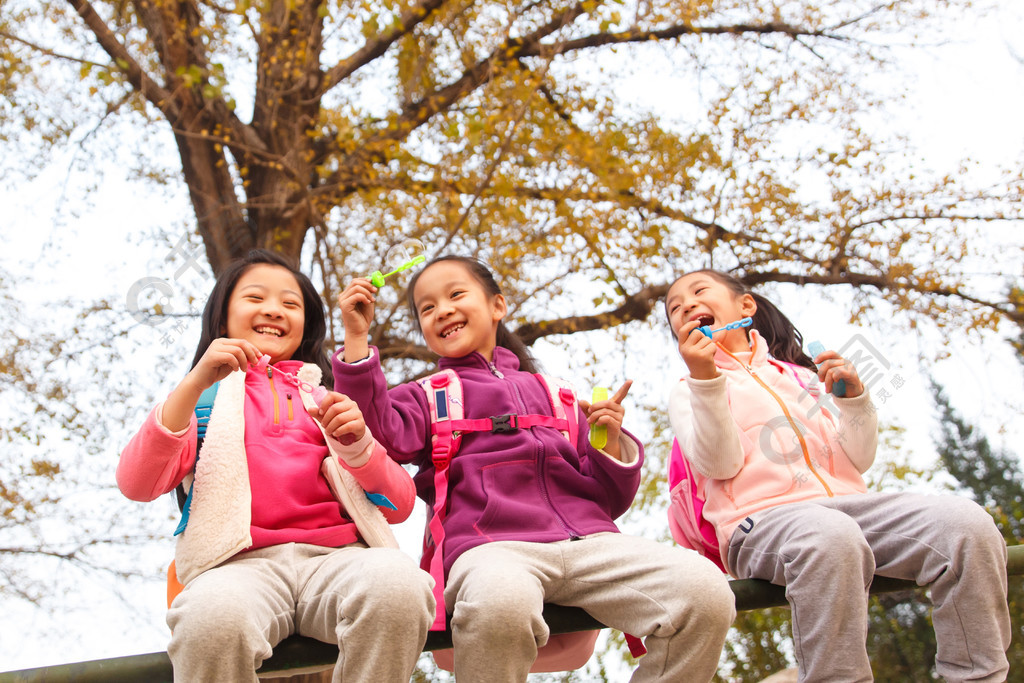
<box><xmin>714</xmin><ymin>329</ymin><xmax>768</xmax><ymax>370</ymax></box>
<box><xmin>438</xmin><ymin>346</ymin><xmax>522</xmax><ymax>373</ymax></box>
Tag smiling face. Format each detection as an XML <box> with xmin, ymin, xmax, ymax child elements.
<box><xmin>224</xmin><ymin>263</ymin><xmax>305</xmax><ymax>363</ymax></box>
<box><xmin>665</xmin><ymin>272</ymin><xmax>756</xmax><ymax>351</ymax></box>
<box><xmin>412</xmin><ymin>260</ymin><xmax>507</xmax><ymax>361</ymax></box>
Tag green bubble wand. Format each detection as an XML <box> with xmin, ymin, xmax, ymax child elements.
<box><xmin>368</xmin><ymin>255</ymin><xmax>426</xmax><ymax>287</ymax></box>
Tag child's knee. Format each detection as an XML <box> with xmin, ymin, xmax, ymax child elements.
<box><xmin>169</xmin><ymin>598</ymin><xmax>265</xmax><ymax>647</ymax></box>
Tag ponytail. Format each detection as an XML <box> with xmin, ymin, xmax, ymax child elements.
<box><xmin>748</xmin><ymin>292</ymin><xmax>815</xmax><ymax>371</ymax></box>
<box><xmin>407</xmin><ymin>255</ymin><xmax>540</xmax><ymax>374</ymax></box>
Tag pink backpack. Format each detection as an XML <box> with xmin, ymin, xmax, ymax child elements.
<box><xmin>667</xmin><ymin>438</ymin><xmax>725</xmax><ymax>572</ymax></box>
<box><xmin>417</xmin><ymin>369</ymin><xmax>622</xmax><ymax>672</ymax></box>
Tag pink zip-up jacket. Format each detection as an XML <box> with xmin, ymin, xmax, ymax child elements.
<box><xmin>668</xmin><ymin>332</ymin><xmax>878</xmax><ymax>570</ymax></box>
<box><xmin>118</xmin><ymin>360</ymin><xmax>415</xmax><ymax>584</ymax></box>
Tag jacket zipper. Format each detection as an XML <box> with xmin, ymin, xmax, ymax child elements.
<box><xmin>266</xmin><ymin>366</ymin><xmax>281</xmax><ymax>425</ymax></box>
<box><xmin>718</xmin><ymin>344</ymin><xmax>834</xmax><ymax>497</ymax></box>
<box><xmin>490</xmin><ymin>359</ymin><xmax>581</xmax><ymax>538</ymax></box>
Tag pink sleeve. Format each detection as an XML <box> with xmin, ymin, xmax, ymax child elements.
<box><xmin>340</xmin><ymin>440</ymin><xmax>417</xmax><ymax>524</ymax></box>
<box><xmin>116</xmin><ymin>404</ymin><xmax>198</xmax><ymax>502</ymax></box>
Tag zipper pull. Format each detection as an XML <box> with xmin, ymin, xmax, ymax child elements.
<box><xmin>488</xmin><ymin>362</ymin><xmax>504</xmax><ymax>379</ymax></box>
<box><xmin>266</xmin><ymin>366</ymin><xmax>273</xmax><ymax>379</ymax></box>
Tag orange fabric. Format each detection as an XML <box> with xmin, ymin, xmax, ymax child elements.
<box><xmin>167</xmin><ymin>560</ymin><xmax>185</xmax><ymax>608</ymax></box>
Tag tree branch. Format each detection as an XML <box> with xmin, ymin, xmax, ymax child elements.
<box><xmin>64</xmin><ymin>0</ymin><xmax>176</xmax><ymax>119</ymax></box>
<box><xmin>318</xmin><ymin>0</ymin><xmax>451</xmax><ymax>96</ymax></box>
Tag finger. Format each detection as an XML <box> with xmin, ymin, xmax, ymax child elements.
<box><xmin>678</xmin><ymin>319</ymin><xmax>703</xmax><ymax>339</ymax></box>
<box><xmin>610</xmin><ymin>380</ymin><xmax>633</xmax><ymax>404</ymax></box>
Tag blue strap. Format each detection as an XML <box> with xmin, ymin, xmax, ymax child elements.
<box><xmin>174</xmin><ymin>485</ymin><xmax>193</xmax><ymax>536</ymax></box>
<box><xmin>194</xmin><ymin>383</ymin><xmax>219</xmax><ymax>440</ymax></box>
<box><xmin>175</xmin><ymin>382</ymin><xmax>219</xmax><ymax>535</ymax></box>
<box><xmin>365</xmin><ymin>492</ymin><xmax>397</xmax><ymax>510</ymax></box>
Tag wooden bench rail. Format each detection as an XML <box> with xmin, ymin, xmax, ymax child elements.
<box><xmin>2</xmin><ymin>544</ymin><xmax>1020</xmax><ymax>683</ymax></box>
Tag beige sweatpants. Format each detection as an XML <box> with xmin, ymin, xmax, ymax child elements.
<box><xmin>445</xmin><ymin>532</ymin><xmax>735</xmax><ymax>682</ymax></box>
<box><xmin>166</xmin><ymin>542</ymin><xmax>435</xmax><ymax>683</ymax></box>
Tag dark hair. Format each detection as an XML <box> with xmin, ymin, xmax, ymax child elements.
<box><xmin>666</xmin><ymin>269</ymin><xmax>816</xmax><ymax>371</ymax></box>
<box><xmin>406</xmin><ymin>255</ymin><xmax>540</xmax><ymax>374</ymax></box>
<box><xmin>191</xmin><ymin>249</ymin><xmax>333</xmax><ymax>387</ymax></box>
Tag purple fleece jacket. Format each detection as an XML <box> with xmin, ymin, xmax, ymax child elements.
<box><xmin>332</xmin><ymin>346</ymin><xmax>644</xmax><ymax>574</ymax></box>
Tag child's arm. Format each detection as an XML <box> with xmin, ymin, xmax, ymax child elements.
<box><xmin>331</xmin><ymin>348</ymin><xmax>433</xmax><ymax>464</ymax></box>
<box><xmin>117</xmin><ymin>404</ymin><xmax>197</xmax><ymax>502</ymax></box>
<box><xmin>834</xmin><ymin>392</ymin><xmax>879</xmax><ymax>473</ymax></box>
<box><xmin>580</xmin><ymin>380</ymin><xmax>634</xmax><ymax>463</ymax></box>
<box><xmin>668</xmin><ymin>377</ymin><xmax>745</xmax><ymax>480</ymax></box>
<box><xmin>161</xmin><ymin>338</ymin><xmax>262</xmax><ymax>431</ymax></box>
<box><xmin>808</xmin><ymin>346</ymin><xmax>876</xmax><ymax>472</ymax></box>
<box><xmin>311</xmin><ymin>389</ymin><xmax>417</xmax><ymax>523</ymax></box>
<box><xmin>337</xmin><ymin>278</ymin><xmax>378</xmax><ymax>364</ymax></box>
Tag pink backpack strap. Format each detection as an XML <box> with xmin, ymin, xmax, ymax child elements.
<box><xmin>774</xmin><ymin>359</ymin><xmax>819</xmax><ymax>397</ymax></box>
<box><xmin>534</xmin><ymin>373</ymin><xmax>579</xmax><ymax>444</ymax></box>
<box><xmin>417</xmin><ymin>369</ymin><xmax>463</xmax><ymax>631</ymax></box>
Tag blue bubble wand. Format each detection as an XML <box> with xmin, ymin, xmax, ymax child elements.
<box><xmin>698</xmin><ymin>317</ymin><xmax>753</xmax><ymax>339</ymax></box>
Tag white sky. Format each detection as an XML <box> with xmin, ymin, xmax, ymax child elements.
<box><xmin>1</xmin><ymin>1</ymin><xmax>1023</xmax><ymax>673</ymax></box>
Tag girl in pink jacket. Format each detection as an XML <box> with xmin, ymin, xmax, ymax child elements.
<box><xmin>117</xmin><ymin>249</ymin><xmax>434</xmax><ymax>683</ymax></box>
<box><xmin>666</xmin><ymin>269</ymin><xmax>1010</xmax><ymax>683</ymax></box>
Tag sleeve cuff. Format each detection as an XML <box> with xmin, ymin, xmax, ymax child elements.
<box><xmin>154</xmin><ymin>402</ymin><xmax>191</xmax><ymax>438</ymax></box>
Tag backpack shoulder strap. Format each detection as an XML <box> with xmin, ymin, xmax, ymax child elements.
<box><xmin>416</xmin><ymin>369</ymin><xmax>462</xmax><ymax>630</ymax></box>
<box><xmin>533</xmin><ymin>373</ymin><xmax>579</xmax><ymax>445</ymax></box>
<box><xmin>173</xmin><ymin>382</ymin><xmax>219</xmax><ymax>532</ymax></box>
<box><xmin>773</xmin><ymin>360</ymin><xmax>819</xmax><ymax>397</ymax></box>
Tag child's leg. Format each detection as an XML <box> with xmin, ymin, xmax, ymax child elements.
<box><xmin>445</xmin><ymin>542</ymin><xmax>553</xmax><ymax>682</ymax></box>
<box><xmin>166</xmin><ymin>546</ymin><xmax>298</xmax><ymax>682</ymax></box>
<box><xmin>727</xmin><ymin>503</ymin><xmax>876</xmax><ymax>683</ymax></box>
<box><xmin>821</xmin><ymin>492</ymin><xmax>1010</xmax><ymax>683</ymax></box>
<box><xmin>293</xmin><ymin>544</ymin><xmax>435</xmax><ymax>683</ymax></box>
<box><xmin>445</xmin><ymin>535</ymin><xmax>734</xmax><ymax>683</ymax></box>
<box><xmin>549</xmin><ymin>532</ymin><xmax>734</xmax><ymax>683</ymax></box>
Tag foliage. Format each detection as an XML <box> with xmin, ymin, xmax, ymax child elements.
<box><xmin>1</xmin><ymin>0</ymin><xmax>1023</xmax><ymax>674</ymax></box>
<box><xmin>1</xmin><ymin>0</ymin><xmax>1022</xmax><ymax>364</ymax></box>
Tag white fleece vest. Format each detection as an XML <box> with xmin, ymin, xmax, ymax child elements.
<box><xmin>174</xmin><ymin>365</ymin><xmax>397</xmax><ymax>585</ymax></box>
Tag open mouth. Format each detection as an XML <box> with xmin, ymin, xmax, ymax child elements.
<box><xmin>695</xmin><ymin>315</ymin><xmax>714</xmax><ymax>328</ymax></box>
<box><xmin>441</xmin><ymin>323</ymin><xmax>464</xmax><ymax>338</ymax></box>
<box><xmin>255</xmin><ymin>326</ymin><xmax>284</xmax><ymax>337</ymax></box>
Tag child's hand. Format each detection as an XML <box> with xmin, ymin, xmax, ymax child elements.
<box><xmin>312</xmin><ymin>390</ymin><xmax>367</xmax><ymax>450</ymax></box>
<box><xmin>810</xmin><ymin>348</ymin><xmax>865</xmax><ymax>398</ymax></box>
<box><xmin>580</xmin><ymin>380</ymin><xmax>633</xmax><ymax>461</ymax></box>
<box><xmin>676</xmin><ymin>320</ymin><xmax>719</xmax><ymax>380</ymax></box>
<box><xmin>189</xmin><ymin>338</ymin><xmax>263</xmax><ymax>390</ymax></box>
<box><xmin>338</xmin><ymin>278</ymin><xmax>377</xmax><ymax>362</ymax></box>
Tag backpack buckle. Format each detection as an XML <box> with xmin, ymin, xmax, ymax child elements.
<box><xmin>489</xmin><ymin>414</ymin><xmax>518</xmax><ymax>433</ymax></box>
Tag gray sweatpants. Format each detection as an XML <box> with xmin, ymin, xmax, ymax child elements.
<box><xmin>166</xmin><ymin>543</ymin><xmax>435</xmax><ymax>683</ymax></box>
<box><xmin>445</xmin><ymin>532</ymin><xmax>736</xmax><ymax>682</ymax></box>
<box><xmin>726</xmin><ymin>492</ymin><xmax>1010</xmax><ymax>683</ymax></box>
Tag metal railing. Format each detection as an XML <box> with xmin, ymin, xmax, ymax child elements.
<box><xmin>2</xmin><ymin>544</ymin><xmax>1021</xmax><ymax>682</ymax></box>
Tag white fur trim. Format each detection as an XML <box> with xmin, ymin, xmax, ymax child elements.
<box><xmin>175</xmin><ymin>371</ymin><xmax>252</xmax><ymax>584</ymax></box>
<box><xmin>297</xmin><ymin>367</ymin><xmax>398</xmax><ymax>549</ymax></box>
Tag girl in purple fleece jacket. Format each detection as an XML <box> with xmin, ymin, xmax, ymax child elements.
<box><xmin>334</xmin><ymin>255</ymin><xmax>734</xmax><ymax>683</ymax></box>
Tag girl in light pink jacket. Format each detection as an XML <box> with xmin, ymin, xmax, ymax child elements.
<box><xmin>665</xmin><ymin>269</ymin><xmax>1009</xmax><ymax>683</ymax></box>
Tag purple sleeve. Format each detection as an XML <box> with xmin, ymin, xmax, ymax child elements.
<box><xmin>331</xmin><ymin>347</ymin><xmax>432</xmax><ymax>465</ymax></box>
